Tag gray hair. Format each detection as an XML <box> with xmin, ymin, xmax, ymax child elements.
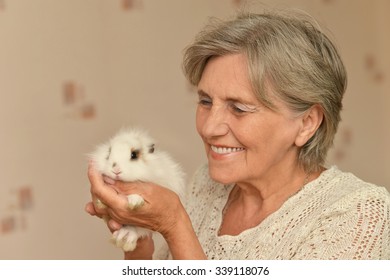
<box><xmin>182</xmin><ymin>10</ymin><xmax>347</xmax><ymax>173</ymax></box>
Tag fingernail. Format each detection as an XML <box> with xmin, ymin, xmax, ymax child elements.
<box><xmin>85</xmin><ymin>203</ymin><xmax>94</xmax><ymax>215</ymax></box>
<box><xmin>103</xmin><ymin>176</ymin><xmax>115</xmax><ymax>185</ymax></box>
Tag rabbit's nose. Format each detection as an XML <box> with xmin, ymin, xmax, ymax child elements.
<box><xmin>112</xmin><ymin>163</ymin><xmax>122</xmax><ymax>175</ymax></box>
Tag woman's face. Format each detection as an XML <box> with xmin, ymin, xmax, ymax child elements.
<box><xmin>196</xmin><ymin>53</ymin><xmax>304</xmax><ymax>185</ymax></box>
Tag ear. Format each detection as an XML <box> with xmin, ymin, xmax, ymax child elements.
<box><xmin>295</xmin><ymin>105</ymin><xmax>324</xmax><ymax>147</ymax></box>
<box><xmin>148</xmin><ymin>144</ymin><xmax>155</xmax><ymax>153</ymax></box>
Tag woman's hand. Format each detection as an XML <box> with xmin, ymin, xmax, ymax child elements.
<box><xmin>86</xmin><ymin>162</ymin><xmax>207</xmax><ymax>259</ymax></box>
<box><xmin>85</xmin><ymin>200</ymin><xmax>122</xmax><ymax>232</ymax></box>
<box><xmin>87</xmin><ymin>163</ymin><xmax>183</xmax><ymax>237</ymax></box>
<box><xmin>86</xmin><ymin>199</ymin><xmax>154</xmax><ymax>259</ymax></box>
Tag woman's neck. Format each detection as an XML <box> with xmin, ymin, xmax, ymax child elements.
<box><xmin>218</xmin><ymin>167</ymin><xmax>323</xmax><ymax>236</ymax></box>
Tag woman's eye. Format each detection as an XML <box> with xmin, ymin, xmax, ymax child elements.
<box><xmin>198</xmin><ymin>97</ymin><xmax>212</xmax><ymax>107</ymax></box>
<box><xmin>230</xmin><ymin>103</ymin><xmax>258</xmax><ymax>114</ymax></box>
<box><xmin>231</xmin><ymin>104</ymin><xmax>246</xmax><ymax>113</ymax></box>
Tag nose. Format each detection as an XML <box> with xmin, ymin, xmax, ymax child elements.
<box><xmin>198</xmin><ymin>105</ymin><xmax>229</xmax><ymax>139</ymax></box>
<box><xmin>112</xmin><ymin>163</ymin><xmax>122</xmax><ymax>175</ymax></box>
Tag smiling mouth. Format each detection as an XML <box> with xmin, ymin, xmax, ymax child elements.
<box><xmin>211</xmin><ymin>145</ymin><xmax>245</xmax><ymax>154</ymax></box>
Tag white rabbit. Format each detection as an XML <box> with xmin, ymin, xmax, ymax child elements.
<box><xmin>89</xmin><ymin>127</ymin><xmax>186</xmax><ymax>259</ymax></box>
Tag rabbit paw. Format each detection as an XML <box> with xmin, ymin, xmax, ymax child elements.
<box><xmin>127</xmin><ymin>194</ymin><xmax>145</xmax><ymax>210</ymax></box>
<box><xmin>112</xmin><ymin>226</ymin><xmax>139</xmax><ymax>252</ymax></box>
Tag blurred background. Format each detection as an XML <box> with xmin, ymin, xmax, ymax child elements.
<box><xmin>0</xmin><ymin>0</ymin><xmax>389</xmax><ymax>259</ymax></box>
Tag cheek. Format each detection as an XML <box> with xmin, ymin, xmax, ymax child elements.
<box><xmin>195</xmin><ymin>107</ymin><xmax>205</xmax><ymax>136</ymax></box>
<box><xmin>239</xmin><ymin>122</ymin><xmax>284</xmax><ymax>158</ymax></box>
<box><xmin>247</xmin><ymin>122</ymin><xmax>300</xmax><ymax>161</ymax></box>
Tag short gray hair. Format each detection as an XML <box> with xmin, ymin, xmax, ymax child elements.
<box><xmin>182</xmin><ymin>10</ymin><xmax>347</xmax><ymax>173</ymax></box>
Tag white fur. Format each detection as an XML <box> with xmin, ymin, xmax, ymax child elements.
<box><xmin>89</xmin><ymin>127</ymin><xmax>186</xmax><ymax>259</ymax></box>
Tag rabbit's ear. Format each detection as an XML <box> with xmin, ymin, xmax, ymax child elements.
<box><xmin>148</xmin><ymin>144</ymin><xmax>155</xmax><ymax>153</ymax></box>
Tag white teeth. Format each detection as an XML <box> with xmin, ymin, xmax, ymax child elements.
<box><xmin>211</xmin><ymin>145</ymin><xmax>244</xmax><ymax>154</ymax></box>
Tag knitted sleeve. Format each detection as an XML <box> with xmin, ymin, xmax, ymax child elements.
<box><xmin>293</xmin><ymin>186</ymin><xmax>390</xmax><ymax>260</ymax></box>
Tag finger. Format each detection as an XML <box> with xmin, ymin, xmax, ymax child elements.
<box><xmin>85</xmin><ymin>202</ymin><xmax>97</xmax><ymax>216</ymax></box>
<box><xmin>113</xmin><ymin>180</ymin><xmax>148</xmax><ymax>196</ymax></box>
<box><xmin>103</xmin><ymin>175</ymin><xmax>115</xmax><ymax>185</ymax></box>
<box><xmin>84</xmin><ymin>202</ymin><xmax>107</xmax><ymax>219</ymax></box>
<box><xmin>88</xmin><ymin>163</ymin><xmax>128</xmax><ymax>209</ymax></box>
<box><xmin>88</xmin><ymin>162</ymin><xmax>105</xmax><ymax>188</ymax></box>
<box><xmin>107</xmin><ymin>219</ymin><xmax>123</xmax><ymax>232</ymax></box>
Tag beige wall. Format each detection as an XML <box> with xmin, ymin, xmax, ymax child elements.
<box><xmin>0</xmin><ymin>0</ymin><xmax>389</xmax><ymax>259</ymax></box>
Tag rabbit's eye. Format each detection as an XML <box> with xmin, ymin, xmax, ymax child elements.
<box><xmin>130</xmin><ymin>149</ymin><xmax>140</xmax><ymax>160</ymax></box>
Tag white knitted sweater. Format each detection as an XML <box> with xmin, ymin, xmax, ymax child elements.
<box><xmin>186</xmin><ymin>165</ymin><xmax>390</xmax><ymax>259</ymax></box>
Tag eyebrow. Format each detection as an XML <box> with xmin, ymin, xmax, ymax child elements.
<box><xmin>197</xmin><ymin>89</ymin><xmax>255</xmax><ymax>105</ymax></box>
<box><xmin>197</xmin><ymin>89</ymin><xmax>209</xmax><ymax>97</ymax></box>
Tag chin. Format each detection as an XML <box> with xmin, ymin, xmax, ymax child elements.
<box><xmin>208</xmin><ymin>165</ymin><xmax>237</xmax><ymax>185</ymax></box>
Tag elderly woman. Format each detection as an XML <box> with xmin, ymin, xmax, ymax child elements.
<box><xmin>86</xmin><ymin>11</ymin><xmax>390</xmax><ymax>259</ymax></box>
